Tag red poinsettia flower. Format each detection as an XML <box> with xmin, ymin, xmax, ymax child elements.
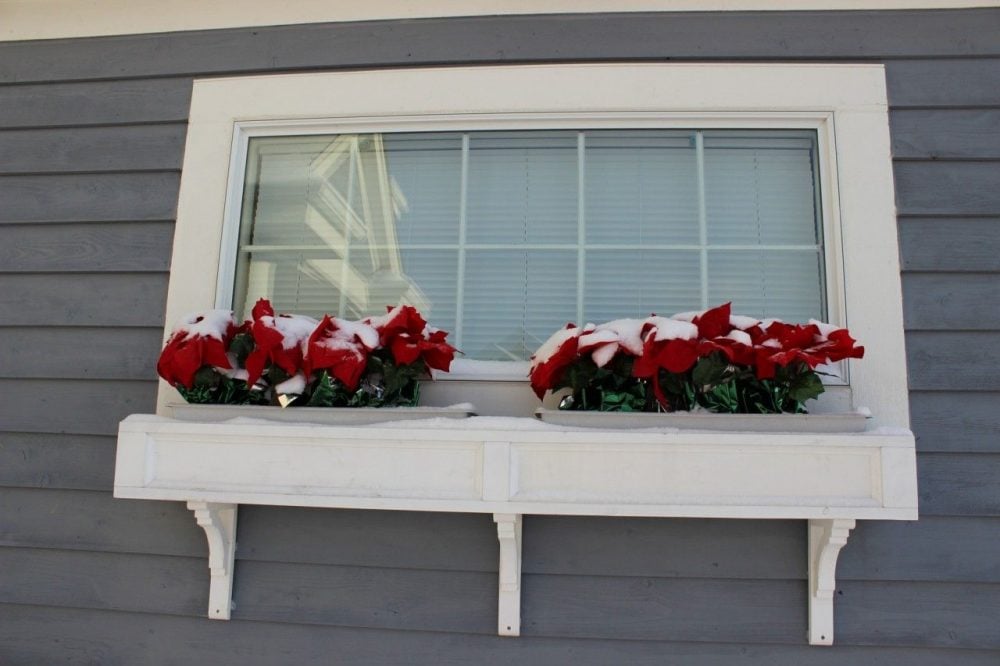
<box><xmin>157</xmin><ymin>310</ymin><xmax>239</xmax><ymax>389</ymax></box>
<box><xmin>808</xmin><ymin>321</ymin><xmax>866</xmax><ymax>363</ymax></box>
<box><xmin>577</xmin><ymin>319</ymin><xmax>646</xmax><ymax>368</ymax></box>
<box><xmin>692</xmin><ymin>302</ymin><xmax>733</xmax><ymax>339</ymax></box>
<box><xmin>746</xmin><ymin>319</ymin><xmax>865</xmax><ymax>378</ymax></box>
<box><xmin>698</xmin><ymin>329</ymin><xmax>755</xmax><ymax>366</ymax></box>
<box><xmin>365</xmin><ymin>305</ymin><xmax>427</xmax><ymax>348</ymax></box>
<box><xmin>364</xmin><ymin>305</ymin><xmax>458</xmax><ymax>372</ymax></box>
<box><xmin>528</xmin><ymin>324</ymin><xmax>581</xmax><ymax>399</ymax></box>
<box><xmin>633</xmin><ymin>317</ymin><xmax>700</xmax><ymax>373</ymax></box>
<box><xmin>244</xmin><ymin>299</ymin><xmax>319</xmax><ymax>387</ymax></box>
<box><xmin>630</xmin><ymin>317</ymin><xmax>701</xmax><ymax>409</ymax></box>
<box><xmin>389</xmin><ymin>328</ymin><xmax>458</xmax><ymax>372</ymax></box>
<box><xmin>304</xmin><ymin>315</ymin><xmax>380</xmax><ymax>391</ymax></box>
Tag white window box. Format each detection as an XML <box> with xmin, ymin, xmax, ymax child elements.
<box><xmin>114</xmin><ymin>412</ymin><xmax>917</xmax><ymax>645</ymax></box>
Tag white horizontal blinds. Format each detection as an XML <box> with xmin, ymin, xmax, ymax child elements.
<box><xmin>239</xmin><ymin>135</ymin><xmax>370</xmax><ymax>320</ymax></box>
<box><xmin>584</xmin><ymin>131</ymin><xmax>702</xmax><ymax>321</ymax></box>
<box><xmin>237</xmin><ymin>134</ymin><xmax>463</xmax><ymax>324</ymax></box>
<box><xmin>233</xmin><ymin>129</ymin><xmax>825</xmax><ymax>360</ymax></box>
<box><xmin>377</xmin><ymin>133</ymin><xmax>462</xmax><ymax>334</ymax></box>
<box><xmin>462</xmin><ymin>131</ymin><xmax>579</xmax><ymax>359</ymax></box>
<box><xmin>702</xmin><ymin>130</ymin><xmax>825</xmax><ymax>320</ymax></box>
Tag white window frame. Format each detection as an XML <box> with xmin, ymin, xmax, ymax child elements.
<box><xmin>162</xmin><ymin>63</ymin><xmax>909</xmax><ymax>429</ymax></box>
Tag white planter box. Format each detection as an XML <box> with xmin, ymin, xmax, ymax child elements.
<box><xmin>114</xmin><ymin>413</ymin><xmax>917</xmax><ymax>645</ymax></box>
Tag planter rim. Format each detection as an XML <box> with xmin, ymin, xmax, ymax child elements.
<box><xmin>534</xmin><ymin>407</ymin><xmax>869</xmax><ymax>433</ymax></box>
<box><xmin>167</xmin><ymin>402</ymin><xmax>475</xmax><ymax>425</ymax></box>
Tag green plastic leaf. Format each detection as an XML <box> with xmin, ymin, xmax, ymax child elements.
<box><xmin>228</xmin><ymin>332</ymin><xmax>255</xmax><ymax>366</ymax></box>
<box><xmin>692</xmin><ymin>353</ymin><xmax>728</xmax><ymax>388</ymax></box>
<box><xmin>788</xmin><ymin>371</ymin><xmax>825</xmax><ymax>404</ymax></box>
<box><xmin>306</xmin><ymin>371</ymin><xmax>337</xmax><ymax>407</ymax></box>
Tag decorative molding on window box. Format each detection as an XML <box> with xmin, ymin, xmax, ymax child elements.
<box><xmin>114</xmin><ymin>413</ymin><xmax>917</xmax><ymax>645</ymax></box>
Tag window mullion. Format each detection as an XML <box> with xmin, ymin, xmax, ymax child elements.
<box><xmin>577</xmin><ymin>131</ymin><xmax>586</xmax><ymax>324</ymax></box>
<box><xmin>454</xmin><ymin>133</ymin><xmax>470</xmax><ymax>350</ymax></box>
<box><xmin>695</xmin><ymin>130</ymin><xmax>709</xmax><ymax>310</ymax></box>
<box><xmin>337</xmin><ymin>138</ymin><xmax>358</xmax><ymax>318</ymax></box>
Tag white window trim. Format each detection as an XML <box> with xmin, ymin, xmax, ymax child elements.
<box><xmin>164</xmin><ymin>63</ymin><xmax>909</xmax><ymax>429</ymax></box>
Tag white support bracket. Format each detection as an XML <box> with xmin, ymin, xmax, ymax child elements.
<box><xmin>188</xmin><ymin>501</ymin><xmax>238</xmax><ymax>620</ymax></box>
<box><xmin>807</xmin><ymin>518</ymin><xmax>855</xmax><ymax>645</ymax></box>
<box><xmin>493</xmin><ymin>513</ymin><xmax>522</xmax><ymax>636</ymax></box>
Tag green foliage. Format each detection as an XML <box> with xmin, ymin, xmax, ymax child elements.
<box><xmin>305</xmin><ymin>371</ymin><xmax>339</xmax><ymax>407</ymax></box>
<box><xmin>228</xmin><ymin>332</ymin><xmax>254</xmax><ymax>367</ymax></box>
<box><xmin>556</xmin><ymin>354</ymin><xmax>647</xmax><ymax>412</ymax></box>
<box><xmin>345</xmin><ymin>351</ymin><xmax>422</xmax><ymax>408</ymax></box>
<box><xmin>176</xmin><ymin>367</ymin><xmax>257</xmax><ymax>405</ymax></box>
<box><xmin>557</xmin><ymin>351</ymin><xmax>827</xmax><ymax>415</ymax></box>
<box><xmin>657</xmin><ymin>354</ymin><xmax>825</xmax><ymax>414</ymax></box>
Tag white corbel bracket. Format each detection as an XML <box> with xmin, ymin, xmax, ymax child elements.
<box><xmin>493</xmin><ymin>513</ymin><xmax>522</xmax><ymax>636</ymax></box>
<box><xmin>808</xmin><ymin>518</ymin><xmax>855</xmax><ymax>645</ymax></box>
<box><xmin>188</xmin><ymin>501</ymin><xmax>238</xmax><ymax>620</ymax></box>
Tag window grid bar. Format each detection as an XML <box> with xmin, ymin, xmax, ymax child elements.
<box><xmin>454</xmin><ymin>133</ymin><xmax>470</xmax><ymax>350</ymax></box>
<box><xmin>243</xmin><ymin>244</ymin><xmax>823</xmax><ymax>252</ymax></box>
<box><xmin>337</xmin><ymin>139</ymin><xmax>357</xmax><ymax>318</ymax></box>
<box><xmin>695</xmin><ymin>130</ymin><xmax>709</xmax><ymax>309</ymax></box>
<box><xmin>576</xmin><ymin>131</ymin><xmax>586</xmax><ymax>323</ymax></box>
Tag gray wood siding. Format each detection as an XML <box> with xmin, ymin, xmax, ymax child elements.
<box><xmin>1</xmin><ymin>8</ymin><xmax>998</xmax><ymax>664</ymax></box>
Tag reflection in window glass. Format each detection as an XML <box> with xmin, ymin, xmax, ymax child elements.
<box><xmin>234</xmin><ymin>130</ymin><xmax>824</xmax><ymax>361</ymax></box>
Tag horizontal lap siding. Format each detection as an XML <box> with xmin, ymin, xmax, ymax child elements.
<box><xmin>0</xmin><ymin>79</ymin><xmax>193</xmax><ymax>127</ymax></box>
<box><xmin>0</xmin><ymin>8</ymin><xmax>997</xmax><ymax>664</ymax></box>
<box><xmin>0</xmin><ymin>172</ymin><xmax>180</xmax><ymax>223</ymax></box>
<box><xmin>0</xmin><ymin>124</ymin><xmax>187</xmax><ymax>174</ymax></box>
<box><xmin>1</xmin><ymin>10</ymin><xmax>1000</xmax><ymax>85</ymax></box>
<box><xmin>0</xmin><ymin>434</ymin><xmax>116</xmax><ymax>491</ymax></box>
<box><xmin>0</xmin><ymin>221</ymin><xmax>174</xmax><ymax>272</ymax></box>
<box><xmin>6</xmin><ymin>606</ymin><xmax>1000</xmax><ymax>666</ymax></box>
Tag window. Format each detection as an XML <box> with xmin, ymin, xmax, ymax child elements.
<box><xmin>163</xmin><ymin>64</ymin><xmax>909</xmax><ymax>427</ymax></box>
<box><xmin>233</xmin><ymin>129</ymin><xmax>826</xmax><ymax>362</ymax></box>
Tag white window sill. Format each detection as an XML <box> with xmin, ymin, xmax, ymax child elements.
<box><xmin>114</xmin><ymin>411</ymin><xmax>917</xmax><ymax>645</ymax></box>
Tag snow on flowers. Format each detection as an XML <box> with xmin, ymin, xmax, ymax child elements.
<box><xmin>529</xmin><ymin>303</ymin><xmax>864</xmax><ymax>414</ymax></box>
<box><xmin>157</xmin><ymin>300</ymin><xmax>458</xmax><ymax>408</ymax></box>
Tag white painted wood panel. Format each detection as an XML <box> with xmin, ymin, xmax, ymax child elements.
<box><xmin>115</xmin><ymin>413</ymin><xmax>917</xmax><ymax>645</ymax></box>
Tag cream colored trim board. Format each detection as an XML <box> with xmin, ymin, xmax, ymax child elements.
<box><xmin>2</xmin><ymin>0</ymin><xmax>998</xmax><ymax>42</ymax></box>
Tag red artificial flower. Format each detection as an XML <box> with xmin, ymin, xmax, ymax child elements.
<box><xmin>630</xmin><ymin>318</ymin><xmax>701</xmax><ymax>409</ymax></box>
<box><xmin>157</xmin><ymin>310</ymin><xmax>239</xmax><ymax>389</ymax></box>
<box><xmin>528</xmin><ymin>324</ymin><xmax>581</xmax><ymax>399</ymax></box>
<box><xmin>577</xmin><ymin>319</ymin><xmax>646</xmax><ymax>368</ymax></box>
<box><xmin>244</xmin><ymin>299</ymin><xmax>318</xmax><ymax>387</ymax></box>
<box><xmin>813</xmin><ymin>328</ymin><xmax>866</xmax><ymax>363</ymax></box>
<box><xmin>364</xmin><ymin>305</ymin><xmax>458</xmax><ymax>372</ymax></box>
<box><xmin>366</xmin><ymin>305</ymin><xmax>428</xmax><ymax>348</ymax></box>
<box><xmin>698</xmin><ymin>331</ymin><xmax>755</xmax><ymax>367</ymax></box>
<box><xmin>389</xmin><ymin>328</ymin><xmax>458</xmax><ymax>372</ymax></box>
<box><xmin>692</xmin><ymin>302</ymin><xmax>733</xmax><ymax>339</ymax></box>
<box><xmin>304</xmin><ymin>315</ymin><xmax>375</xmax><ymax>391</ymax></box>
<box><xmin>747</xmin><ymin>320</ymin><xmax>864</xmax><ymax>378</ymax></box>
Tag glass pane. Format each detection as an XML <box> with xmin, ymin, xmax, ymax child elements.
<box><xmin>234</xmin><ymin>129</ymin><xmax>826</xmax><ymax>362</ymax></box>
<box><xmin>704</xmin><ymin>131</ymin><xmax>821</xmax><ymax>246</ymax></box>
<box><xmin>585</xmin><ymin>250</ymin><xmax>702</xmax><ymax>322</ymax></box>
<box><xmin>586</xmin><ymin>131</ymin><xmax>699</xmax><ymax>246</ymax></box>
<box><xmin>708</xmin><ymin>250</ymin><xmax>825</xmax><ymax>322</ymax></box>
<box><xmin>466</xmin><ymin>131</ymin><xmax>578</xmax><ymax>245</ymax></box>
<box><xmin>381</xmin><ymin>133</ymin><xmax>463</xmax><ymax>245</ymax></box>
<box><xmin>463</xmin><ymin>250</ymin><xmax>577</xmax><ymax>361</ymax></box>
